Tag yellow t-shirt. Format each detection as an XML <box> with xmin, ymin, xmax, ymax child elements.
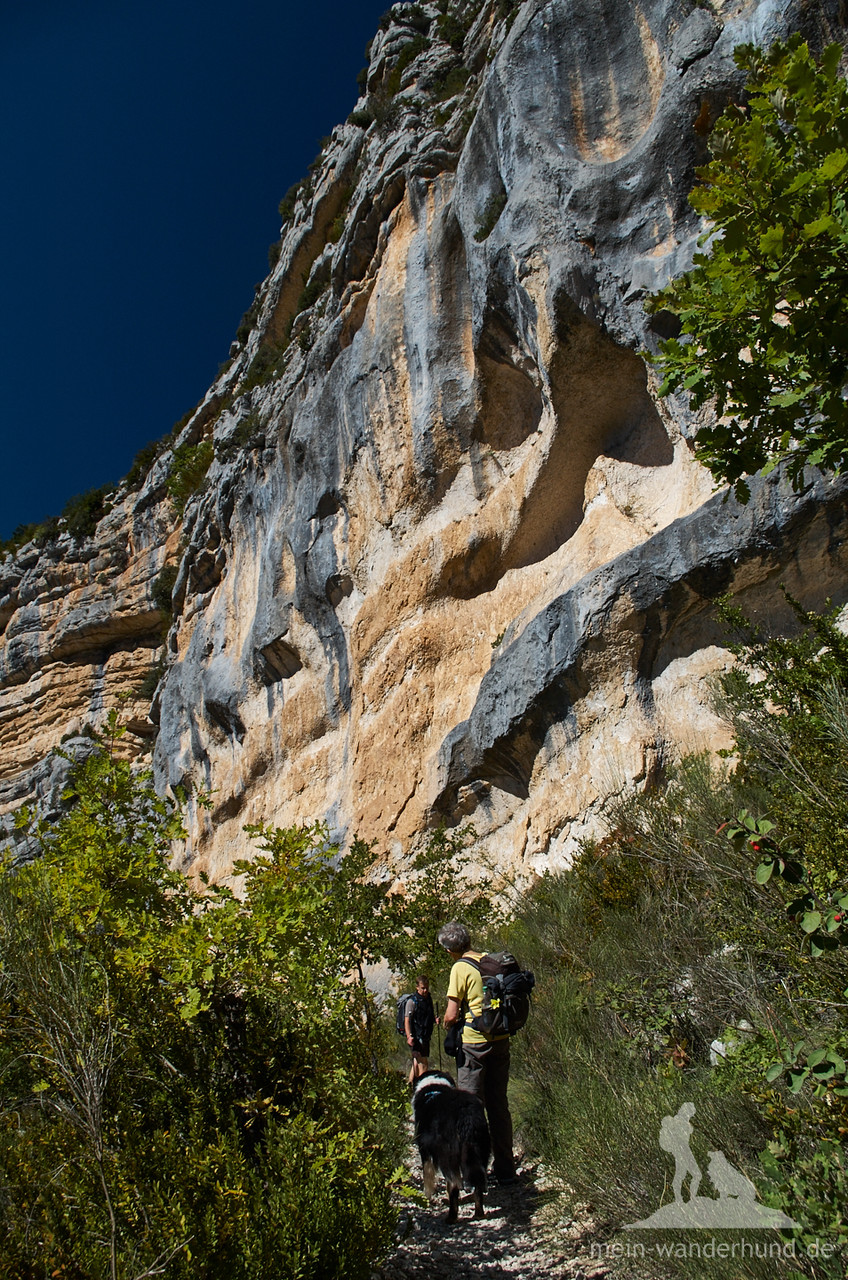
<box><xmin>446</xmin><ymin>953</ymin><xmax>508</xmax><ymax>1044</ymax></box>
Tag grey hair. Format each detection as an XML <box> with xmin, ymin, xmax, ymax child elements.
<box><xmin>437</xmin><ymin>921</ymin><xmax>471</xmax><ymax>953</ymax></box>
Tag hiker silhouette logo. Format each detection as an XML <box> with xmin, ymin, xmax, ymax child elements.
<box><xmin>625</xmin><ymin>1104</ymin><xmax>799</xmax><ymax>1230</ymax></box>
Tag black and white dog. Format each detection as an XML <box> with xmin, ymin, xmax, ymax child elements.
<box><xmin>412</xmin><ymin>1070</ymin><xmax>491</xmax><ymax>1222</ymax></box>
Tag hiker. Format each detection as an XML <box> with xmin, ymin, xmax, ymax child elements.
<box><xmin>404</xmin><ymin>974</ymin><xmax>438</xmax><ymax>1085</ymax></box>
<box><xmin>439</xmin><ymin>921</ymin><xmax>517</xmax><ymax>1184</ymax></box>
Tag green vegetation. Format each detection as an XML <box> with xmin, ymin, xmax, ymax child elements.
<box><xmin>151</xmin><ymin>561</ymin><xmax>178</xmax><ymax>618</ymax></box>
<box><xmin>348</xmin><ymin>106</ymin><xmax>375</xmax><ymax>128</ymax></box>
<box><xmin>278</xmin><ymin>181</ymin><xmax>305</xmax><ymax>224</ymax></box>
<box><xmin>648</xmin><ymin>39</ymin><xmax>848</xmax><ymax>500</ymax></box>
<box><xmin>166</xmin><ymin>437</ymin><xmax>214</xmax><ymax>514</ymax></box>
<box><xmin>509</xmin><ymin>598</ymin><xmax>848</xmax><ymax>1277</ymax></box>
<box><xmin>0</xmin><ymin>719</ymin><xmax>408</xmax><ymax>1280</ymax></box>
<box><xmin>474</xmin><ymin>191</ymin><xmax>507</xmax><ymax>241</ymax></box>
<box><xmin>124</xmin><ymin>440</ymin><xmax>162</xmax><ymax>491</ymax></box>
<box><xmin>62</xmin><ymin>484</ymin><xmax>114</xmax><ymax>542</ymax></box>
<box><xmin>136</xmin><ymin>657</ymin><xmax>165</xmax><ymax>701</ymax></box>
<box><xmin>0</xmin><ymin>718</ymin><xmax>500</xmax><ymax>1278</ymax></box>
<box><xmin>3</xmin><ymin>595</ymin><xmax>847</xmax><ymax>1275</ymax></box>
<box><xmin>430</xmin><ymin>60</ymin><xmax>471</xmax><ymax>104</ymax></box>
<box><xmin>0</xmin><ymin>485</ymin><xmax>112</xmax><ymax>557</ymax></box>
<box><xmin>386</xmin><ymin>34</ymin><xmax>429</xmax><ymax>97</ymax></box>
<box><xmin>0</xmin><ymin>516</ymin><xmax>60</xmax><ymax>557</ymax></box>
<box><xmin>215</xmin><ymin>410</ymin><xmax>264</xmax><ymax>463</ymax></box>
<box><xmin>241</xmin><ymin>339</ymin><xmax>288</xmax><ymax>393</ymax></box>
<box><xmin>236</xmin><ymin>286</ymin><xmax>263</xmax><ymax>345</ymax></box>
<box><xmin>435</xmin><ymin>8</ymin><xmax>471</xmax><ymax>51</ymax></box>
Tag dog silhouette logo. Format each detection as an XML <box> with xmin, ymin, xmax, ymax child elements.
<box><xmin>625</xmin><ymin>1104</ymin><xmax>798</xmax><ymax>1230</ymax></box>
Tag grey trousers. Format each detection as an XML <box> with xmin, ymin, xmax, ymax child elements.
<box><xmin>457</xmin><ymin>1036</ymin><xmax>515</xmax><ymax>1178</ymax></box>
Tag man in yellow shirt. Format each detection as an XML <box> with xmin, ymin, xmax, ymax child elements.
<box><xmin>438</xmin><ymin>920</ymin><xmax>517</xmax><ymax>1184</ymax></box>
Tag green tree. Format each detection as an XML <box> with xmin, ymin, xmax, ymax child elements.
<box><xmin>648</xmin><ymin>38</ymin><xmax>848</xmax><ymax>500</ymax></box>
<box><xmin>0</xmin><ymin>716</ymin><xmax>406</xmax><ymax>1279</ymax></box>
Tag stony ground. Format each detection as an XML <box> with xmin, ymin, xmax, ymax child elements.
<box><xmin>376</xmin><ymin>1138</ymin><xmax>617</xmax><ymax>1280</ymax></box>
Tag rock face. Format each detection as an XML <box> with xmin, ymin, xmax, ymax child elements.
<box><xmin>2</xmin><ymin>0</ymin><xmax>847</xmax><ymax>877</ymax></box>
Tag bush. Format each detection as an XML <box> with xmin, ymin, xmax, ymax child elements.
<box><xmin>400</xmin><ymin>4</ymin><xmax>430</xmax><ymax>33</ymax></box>
<box><xmin>241</xmin><ymin>340</ymin><xmax>287</xmax><ymax>393</ymax></box>
<box><xmin>386</xmin><ymin>33</ymin><xmax>429</xmax><ymax>97</ymax></box>
<box><xmin>436</xmin><ymin>9</ymin><xmax>470</xmax><ymax>50</ymax></box>
<box><xmin>278</xmin><ymin>178</ymin><xmax>312</xmax><ymax>224</ymax></box>
<box><xmin>348</xmin><ymin>106</ymin><xmax>374</xmax><ymax>128</ymax></box>
<box><xmin>136</xmin><ymin>658</ymin><xmax>164</xmax><ymax>701</ymax></box>
<box><xmin>0</xmin><ymin>516</ymin><xmax>60</xmax><ymax>556</ymax></box>
<box><xmin>61</xmin><ymin>484</ymin><xmax>113</xmax><ymax>542</ymax></box>
<box><xmin>124</xmin><ymin>440</ymin><xmax>161</xmax><ymax>491</ymax></box>
<box><xmin>429</xmin><ymin>60</ymin><xmax>470</xmax><ymax>102</ymax></box>
<box><xmin>474</xmin><ymin>191</ymin><xmax>507</xmax><ymax>241</ymax></box>
<box><xmin>508</xmin><ymin>604</ymin><xmax>848</xmax><ymax>1276</ymax></box>
<box><xmin>151</xmin><ymin>561</ymin><xmax>178</xmax><ymax>615</ymax></box>
<box><xmin>166</xmin><ymin>437</ymin><xmax>214</xmax><ymax>514</ymax></box>
<box><xmin>236</xmin><ymin>286</ymin><xmax>263</xmax><ymax>345</ymax></box>
<box><xmin>0</xmin><ymin>722</ymin><xmax>409</xmax><ymax>1280</ymax></box>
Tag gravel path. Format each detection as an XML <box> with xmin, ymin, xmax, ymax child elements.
<box><xmin>375</xmin><ymin>1136</ymin><xmax>616</xmax><ymax>1280</ymax></box>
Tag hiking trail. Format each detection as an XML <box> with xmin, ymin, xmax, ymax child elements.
<box><xmin>375</xmin><ymin>1135</ymin><xmax>617</xmax><ymax>1280</ymax></box>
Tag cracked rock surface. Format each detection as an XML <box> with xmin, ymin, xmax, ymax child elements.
<box><xmin>3</xmin><ymin>0</ymin><xmax>848</xmax><ymax>879</ymax></box>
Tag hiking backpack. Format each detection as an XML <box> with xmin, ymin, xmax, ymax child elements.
<box><xmin>465</xmin><ymin>952</ymin><xmax>535</xmax><ymax>1037</ymax></box>
<box><xmin>395</xmin><ymin>992</ymin><xmax>435</xmax><ymax>1041</ymax></box>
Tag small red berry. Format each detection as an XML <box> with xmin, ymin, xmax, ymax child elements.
<box><xmin>750</xmin><ymin>842</ymin><xmax>761</xmax><ymax>851</ymax></box>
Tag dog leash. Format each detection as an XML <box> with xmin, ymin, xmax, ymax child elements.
<box><xmin>436</xmin><ymin>1001</ymin><xmax>442</xmax><ymax>1070</ymax></box>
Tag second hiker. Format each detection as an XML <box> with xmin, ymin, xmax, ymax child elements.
<box><xmin>404</xmin><ymin>974</ymin><xmax>437</xmax><ymax>1085</ymax></box>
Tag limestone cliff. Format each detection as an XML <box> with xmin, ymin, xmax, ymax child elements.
<box><xmin>2</xmin><ymin>0</ymin><xmax>847</xmax><ymax>878</ymax></box>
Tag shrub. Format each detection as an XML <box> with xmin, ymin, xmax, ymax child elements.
<box><xmin>508</xmin><ymin>603</ymin><xmax>848</xmax><ymax>1276</ymax></box>
<box><xmin>386</xmin><ymin>33</ymin><xmax>429</xmax><ymax>97</ymax></box>
<box><xmin>151</xmin><ymin>562</ymin><xmax>178</xmax><ymax>615</ymax></box>
<box><xmin>236</xmin><ymin>287</ymin><xmax>262</xmax><ymax>345</ymax></box>
<box><xmin>124</xmin><ymin>440</ymin><xmax>161</xmax><ymax>491</ymax></box>
<box><xmin>62</xmin><ymin>484</ymin><xmax>113</xmax><ymax>542</ymax></box>
<box><xmin>278</xmin><ymin>178</ymin><xmax>312</xmax><ymax>224</ymax></box>
<box><xmin>215</xmin><ymin>411</ymin><xmax>264</xmax><ymax>463</ymax></box>
<box><xmin>348</xmin><ymin>106</ymin><xmax>374</xmax><ymax>128</ymax></box>
<box><xmin>429</xmin><ymin>60</ymin><xmax>470</xmax><ymax>102</ymax></box>
<box><xmin>166</xmin><ymin>438</ymin><xmax>214</xmax><ymax>514</ymax></box>
<box><xmin>401</xmin><ymin>4</ymin><xmax>431</xmax><ymax>33</ymax></box>
<box><xmin>0</xmin><ymin>517</ymin><xmax>60</xmax><ymax>556</ymax></box>
<box><xmin>136</xmin><ymin>658</ymin><xmax>164</xmax><ymax>701</ymax></box>
<box><xmin>241</xmin><ymin>340</ymin><xmax>287</xmax><ymax>393</ymax></box>
<box><xmin>372</xmin><ymin>94</ymin><xmax>402</xmax><ymax>130</ymax></box>
<box><xmin>293</xmin><ymin>262</ymin><xmax>331</xmax><ymax>323</ymax></box>
<box><xmin>474</xmin><ymin>191</ymin><xmax>507</xmax><ymax>241</ymax></box>
<box><xmin>0</xmin><ymin>720</ymin><xmax>408</xmax><ymax>1280</ymax></box>
<box><xmin>436</xmin><ymin>9</ymin><xmax>470</xmax><ymax>50</ymax></box>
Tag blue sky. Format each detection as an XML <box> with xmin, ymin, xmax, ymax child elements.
<box><xmin>0</xmin><ymin>0</ymin><xmax>383</xmax><ymax>540</ymax></box>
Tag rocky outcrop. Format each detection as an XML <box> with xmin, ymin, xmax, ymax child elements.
<box><xmin>2</xmin><ymin>0</ymin><xmax>847</xmax><ymax>878</ymax></box>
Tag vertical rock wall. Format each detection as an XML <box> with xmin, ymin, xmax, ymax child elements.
<box><xmin>2</xmin><ymin>0</ymin><xmax>847</xmax><ymax>878</ymax></box>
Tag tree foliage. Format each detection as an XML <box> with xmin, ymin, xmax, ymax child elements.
<box><xmin>0</xmin><ymin>717</ymin><xmax>407</xmax><ymax>1280</ymax></box>
<box><xmin>0</xmin><ymin>714</ymin><xmax>504</xmax><ymax>1277</ymax></box>
<box><xmin>648</xmin><ymin>38</ymin><xmax>848</xmax><ymax>499</ymax></box>
<box><xmin>510</xmin><ymin>600</ymin><xmax>848</xmax><ymax>1272</ymax></box>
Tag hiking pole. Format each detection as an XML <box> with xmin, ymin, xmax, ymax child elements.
<box><xmin>436</xmin><ymin>1001</ymin><xmax>442</xmax><ymax>1070</ymax></box>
